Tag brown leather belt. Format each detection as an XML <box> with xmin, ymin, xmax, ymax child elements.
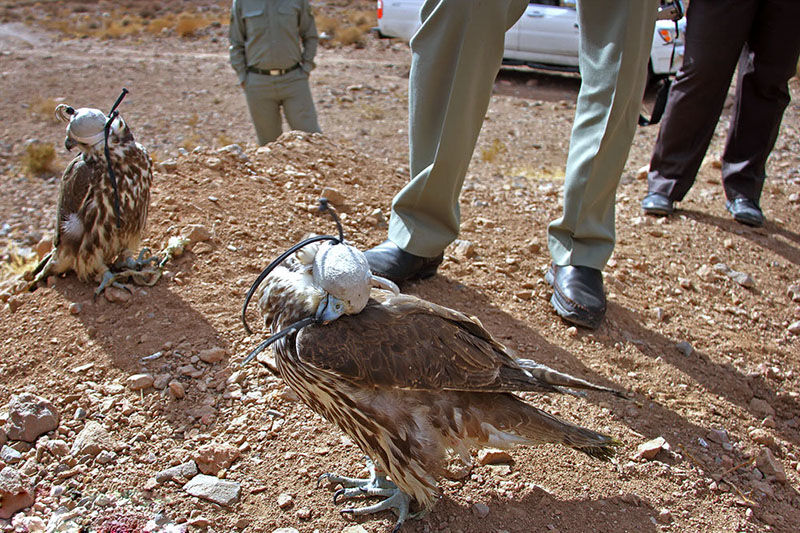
<box><xmin>246</xmin><ymin>64</ymin><xmax>300</xmax><ymax>76</ymax></box>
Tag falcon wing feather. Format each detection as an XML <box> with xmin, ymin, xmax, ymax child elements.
<box><xmin>54</xmin><ymin>157</ymin><xmax>95</xmax><ymax>248</ymax></box>
<box><xmin>294</xmin><ymin>291</ymin><xmax>560</xmax><ymax>394</ymax></box>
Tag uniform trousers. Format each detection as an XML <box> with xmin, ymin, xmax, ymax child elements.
<box><xmin>387</xmin><ymin>0</ymin><xmax>656</xmax><ymax>270</ymax></box>
<box><xmin>244</xmin><ymin>67</ymin><xmax>320</xmax><ymax>145</ymax></box>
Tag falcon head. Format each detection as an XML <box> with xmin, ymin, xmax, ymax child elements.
<box><xmin>298</xmin><ymin>240</ymin><xmax>399</xmax><ymax>324</ymax></box>
<box><xmin>55</xmin><ymin>104</ymin><xmax>134</xmax><ymax>157</ymax></box>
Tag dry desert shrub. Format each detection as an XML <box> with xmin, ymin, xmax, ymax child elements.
<box><xmin>480</xmin><ymin>138</ymin><xmax>508</xmax><ymax>164</ymax></box>
<box><xmin>20</xmin><ymin>142</ymin><xmax>56</xmax><ymax>177</ymax></box>
<box><xmin>28</xmin><ymin>96</ymin><xmax>60</xmax><ymax>123</ymax></box>
<box><xmin>0</xmin><ymin>244</ymin><xmax>38</xmax><ymax>281</ymax></box>
<box><xmin>175</xmin><ymin>12</ymin><xmax>206</xmax><ymax>37</ymax></box>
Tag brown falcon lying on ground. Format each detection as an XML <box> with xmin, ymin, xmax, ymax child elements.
<box><xmin>27</xmin><ymin>101</ymin><xmax>158</xmax><ymax>295</ymax></box>
<box><xmin>253</xmin><ymin>242</ymin><xmax>622</xmax><ymax>531</ymax></box>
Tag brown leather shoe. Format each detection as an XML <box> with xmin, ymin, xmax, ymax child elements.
<box><xmin>364</xmin><ymin>240</ymin><xmax>443</xmax><ymax>284</ymax></box>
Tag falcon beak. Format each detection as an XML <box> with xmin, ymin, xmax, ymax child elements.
<box><xmin>64</xmin><ymin>136</ymin><xmax>77</xmax><ymax>152</ymax></box>
<box><xmin>315</xmin><ymin>294</ymin><xmax>346</xmax><ymax>324</ymax></box>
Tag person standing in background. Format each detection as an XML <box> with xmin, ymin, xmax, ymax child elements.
<box><xmin>229</xmin><ymin>0</ymin><xmax>321</xmax><ymax>145</ymax></box>
<box><xmin>641</xmin><ymin>0</ymin><xmax>800</xmax><ymax>227</ymax></box>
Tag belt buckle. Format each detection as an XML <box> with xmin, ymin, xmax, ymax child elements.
<box><xmin>269</xmin><ymin>69</ymin><xmax>281</xmax><ymax>76</ymax></box>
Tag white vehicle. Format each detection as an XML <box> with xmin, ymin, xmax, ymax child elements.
<box><xmin>376</xmin><ymin>0</ymin><xmax>685</xmax><ymax>78</ymax></box>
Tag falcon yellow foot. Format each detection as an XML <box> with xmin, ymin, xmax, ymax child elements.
<box><xmin>319</xmin><ymin>460</ymin><xmax>421</xmax><ymax>532</ymax></box>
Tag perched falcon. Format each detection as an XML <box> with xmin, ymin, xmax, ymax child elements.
<box><xmin>253</xmin><ymin>245</ymin><xmax>622</xmax><ymax>531</ymax></box>
<box><xmin>27</xmin><ymin>101</ymin><xmax>157</xmax><ymax>294</ymax></box>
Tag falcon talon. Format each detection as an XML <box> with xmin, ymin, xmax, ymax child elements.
<box><xmin>333</xmin><ymin>488</ymin><xmax>346</xmax><ymax>505</ymax></box>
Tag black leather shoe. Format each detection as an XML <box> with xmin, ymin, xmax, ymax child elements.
<box><xmin>641</xmin><ymin>192</ymin><xmax>673</xmax><ymax>216</ymax></box>
<box><xmin>726</xmin><ymin>197</ymin><xmax>764</xmax><ymax>227</ymax></box>
<box><xmin>545</xmin><ymin>265</ymin><xmax>606</xmax><ymax>329</ymax></box>
<box><xmin>364</xmin><ymin>240</ymin><xmax>444</xmax><ymax>284</ymax></box>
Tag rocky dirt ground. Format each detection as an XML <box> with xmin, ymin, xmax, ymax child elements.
<box><xmin>0</xmin><ymin>2</ymin><xmax>799</xmax><ymax>532</ymax></box>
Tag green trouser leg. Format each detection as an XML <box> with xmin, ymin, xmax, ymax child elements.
<box><xmin>388</xmin><ymin>0</ymin><xmax>528</xmax><ymax>258</ymax></box>
<box><xmin>244</xmin><ymin>69</ymin><xmax>320</xmax><ymax>145</ymax></box>
<box><xmin>547</xmin><ymin>0</ymin><xmax>657</xmax><ymax>270</ymax></box>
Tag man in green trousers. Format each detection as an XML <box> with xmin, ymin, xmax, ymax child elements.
<box><xmin>366</xmin><ymin>0</ymin><xmax>657</xmax><ymax>329</ymax></box>
<box><xmin>229</xmin><ymin>0</ymin><xmax>321</xmax><ymax>145</ymax></box>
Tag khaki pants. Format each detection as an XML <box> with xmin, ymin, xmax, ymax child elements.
<box><xmin>244</xmin><ymin>68</ymin><xmax>320</xmax><ymax>145</ymax></box>
<box><xmin>388</xmin><ymin>0</ymin><xmax>656</xmax><ymax>270</ymax></box>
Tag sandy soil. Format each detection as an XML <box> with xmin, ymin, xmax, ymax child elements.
<box><xmin>0</xmin><ymin>4</ymin><xmax>799</xmax><ymax>533</ymax></box>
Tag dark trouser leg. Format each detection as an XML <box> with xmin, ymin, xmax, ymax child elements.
<box><xmin>721</xmin><ymin>0</ymin><xmax>800</xmax><ymax>204</ymax></box>
<box><xmin>647</xmin><ymin>0</ymin><xmax>755</xmax><ymax>201</ymax></box>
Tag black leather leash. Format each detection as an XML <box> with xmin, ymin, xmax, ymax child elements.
<box><xmin>104</xmin><ymin>87</ymin><xmax>129</xmax><ymax>228</ymax></box>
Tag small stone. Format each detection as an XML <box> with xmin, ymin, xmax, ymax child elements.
<box><xmin>749</xmin><ymin>428</ymin><xmax>775</xmax><ymax>448</ymax></box>
<box><xmin>452</xmin><ymin>239</ymin><xmax>476</xmax><ymax>260</ymax></box>
<box><xmin>95</xmin><ymin>450</ymin><xmax>117</xmax><ymax>465</ymax></box>
<box><xmin>788</xmin><ymin>321</ymin><xmax>800</xmax><ymax>335</ymax></box>
<box><xmin>296</xmin><ymin>507</ymin><xmax>312</xmax><ymax>520</ymax></box>
<box><xmin>183</xmin><ymin>474</ymin><xmax>241</xmax><ymax>506</ymax></box>
<box><xmin>634</xmin><ymin>437</ymin><xmax>667</xmax><ymax>460</ymax></box>
<box><xmin>675</xmin><ymin>341</ymin><xmax>693</xmax><ymax>357</ymax></box>
<box><xmin>706</xmin><ymin>429</ymin><xmax>729</xmax><ymax>445</ymax></box>
<box><xmin>341</xmin><ymin>526</ymin><xmax>368</xmax><ymax>533</ymax></box>
<box><xmin>71</xmin><ymin>420</ymin><xmax>113</xmax><ymax>457</ymax></box>
<box><xmin>277</xmin><ymin>492</ymin><xmax>293</xmax><ymax>509</ymax></box>
<box><xmin>192</xmin><ymin>443</ymin><xmax>240</xmax><ymax>476</ymax></box>
<box><xmin>187</xmin><ymin>516</ymin><xmax>211</xmax><ymax>528</ymax></box>
<box><xmin>0</xmin><ymin>466</ymin><xmax>34</xmax><ymax>519</ymax></box>
<box><xmin>749</xmin><ymin>398</ymin><xmax>775</xmax><ymax>417</ymax></box>
<box><xmin>472</xmin><ymin>502</ymin><xmax>490</xmax><ymax>518</ymax></box>
<box><xmin>566</xmin><ymin>326</ymin><xmax>578</xmax><ymax>337</ymax></box>
<box><xmin>127</xmin><ymin>373</ymin><xmax>154</xmax><ymax>391</ymax></box>
<box><xmin>198</xmin><ymin>346</ymin><xmax>226</xmax><ymax>364</ymax></box>
<box><xmin>44</xmin><ymin>439</ymin><xmax>69</xmax><ymax>457</ymax></box>
<box><xmin>5</xmin><ymin>393</ymin><xmax>60</xmax><ymax>443</ymax></box>
<box><xmin>7</xmin><ymin>295</ymin><xmax>26</xmax><ymax>313</ymax></box>
<box><xmin>68</xmin><ymin>302</ymin><xmax>82</xmax><ymax>315</ymax></box>
<box><xmin>477</xmin><ymin>448</ymin><xmax>513</xmax><ymax>466</ymax></box>
<box><xmin>182</xmin><ymin>224</ymin><xmax>212</xmax><ymax>245</ymax></box>
<box><xmin>168</xmin><ymin>381</ymin><xmax>186</xmax><ymax>399</ymax></box>
<box><xmin>320</xmin><ymin>187</ymin><xmax>345</xmax><ymax>206</ymax></box>
<box><xmin>156</xmin><ymin>461</ymin><xmax>198</xmax><ymax>484</ymax></box>
<box><xmin>0</xmin><ymin>446</ymin><xmax>21</xmax><ymax>464</ymax></box>
<box><xmin>635</xmin><ymin>164</ymin><xmax>649</xmax><ymax>181</ymax></box>
<box><xmin>657</xmin><ymin>509</ymin><xmax>672</xmax><ymax>524</ymax></box>
<box><xmin>103</xmin><ymin>286</ymin><xmax>132</xmax><ymax>303</ymax></box>
<box><xmin>159</xmin><ymin>159</ymin><xmax>178</xmax><ymax>172</ymax></box>
<box><xmin>206</xmin><ymin>156</ymin><xmax>223</xmax><ymax>170</ymax></box>
<box><xmin>756</xmin><ymin>448</ymin><xmax>786</xmax><ymax>483</ymax></box>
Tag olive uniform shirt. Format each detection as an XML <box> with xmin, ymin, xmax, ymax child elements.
<box><xmin>229</xmin><ymin>0</ymin><xmax>318</xmax><ymax>83</ymax></box>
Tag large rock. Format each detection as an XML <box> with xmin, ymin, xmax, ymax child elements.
<box><xmin>183</xmin><ymin>474</ymin><xmax>241</xmax><ymax>506</ymax></box>
<box><xmin>192</xmin><ymin>442</ymin><xmax>240</xmax><ymax>475</ymax></box>
<box><xmin>5</xmin><ymin>393</ymin><xmax>59</xmax><ymax>443</ymax></box>
<box><xmin>0</xmin><ymin>466</ymin><xmax>34</xmax><ymax>519</ymax></box>
<box><xmin>71</xmin><ymin>421</ymin><xmax>113</xmax><ymax>457</ymax></box>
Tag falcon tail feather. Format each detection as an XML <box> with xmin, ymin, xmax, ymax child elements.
<box><xmin>516</xmin><ymin>358</ymin><xmax>626</xmax><ymax>398</ymax></box>
<box><xmin>520</xmin><ymin>403</ymin><xmax>621</xmax><ymax>461</ymax></box>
